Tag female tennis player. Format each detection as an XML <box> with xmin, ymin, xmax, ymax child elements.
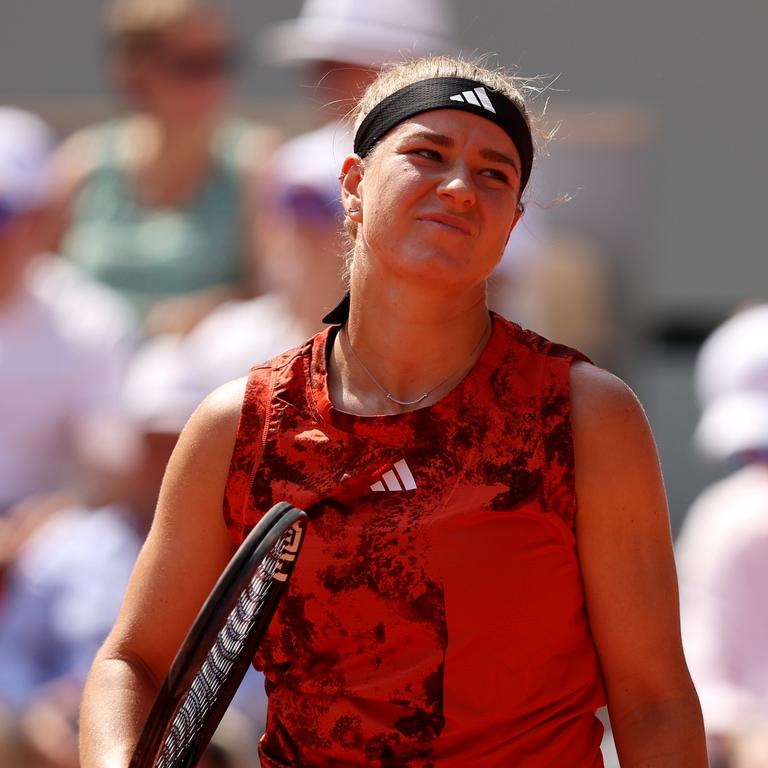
<box><xmin>80</xmin><ymin>56</ymin><xmax>708</xmax><ymax>766</ymax></box>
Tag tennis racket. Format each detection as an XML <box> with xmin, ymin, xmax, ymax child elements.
<box><xmin>129</xmin><ymin>501</ymin><xmax>307</xmax><ymax>768</ymax></box>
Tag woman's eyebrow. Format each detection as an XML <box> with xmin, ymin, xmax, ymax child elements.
<box><xmin>405</xmin><ymin>129</ymin><xmax>454</xmax><ymax>147</ymax></box>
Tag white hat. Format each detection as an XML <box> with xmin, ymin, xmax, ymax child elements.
<box><xmin>0</xmin><ymin>108</ymin><xmax>54</xmax><ymax>226</ymax></box>
<box><xmin>260</xmin><ymin>0</ymin><xmax>456</xmax><ymax>68</ymax></box>
<box><xmin>694</xmin><ymin>304</ymin><xmax>768</xmax><ymax>460</ymax></box>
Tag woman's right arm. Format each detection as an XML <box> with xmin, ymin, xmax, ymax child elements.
<box><xmin>79</xmin><ymin>378</ymin><xmax>247</xmax><ymax>768</ymax></box>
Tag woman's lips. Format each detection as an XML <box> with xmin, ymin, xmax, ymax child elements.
<box><xmin>417</xmin><ymin>213</ymin><xmax>473</xmax><ymax>235</ymax></box>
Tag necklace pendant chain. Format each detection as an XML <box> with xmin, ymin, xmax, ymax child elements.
<box><xmin>386</xmin><ymin>391</ymin><xmax>429</xmax><ymax>406</ymax></box>
<box><xmin>342</xmin><ymin>318</ymin><xmax>490</xmax><ymax>408</ymax></box>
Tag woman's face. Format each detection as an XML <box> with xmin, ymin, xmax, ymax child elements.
<box><xmin>350</xmin><ymin>109</ymin><xmax>523</xmax><ymax>291</ymax></box>
<box><xmin>130</xmin><ymin>12</ymin><xmax>235</xmax><ymax>126</ymax></box>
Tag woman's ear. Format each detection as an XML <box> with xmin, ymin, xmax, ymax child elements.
<box><xmin>340</xmin><ymin>154</ymin><xmax>364</xmax><ymax>221</ymax></box>
<box><xmin>503</xmin><ymin>202</ymin><xmax>525</xmax><ymax>248</ymax></box>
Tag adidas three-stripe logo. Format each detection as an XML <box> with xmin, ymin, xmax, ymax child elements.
<box><xmin>370</xmin><ymin>458</ymin><xmax>417</xmax><ymax>492</ymax></box>
<box><xmin>449</xmin><ymin>86</ymin><xmax>496</xmax><ymax>114</ymax></box>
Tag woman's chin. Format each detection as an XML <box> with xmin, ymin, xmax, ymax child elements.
<box><xmin>384</xmin><ymin>250</ymin><xmax>490</xmax><ymax>288</ymax></box>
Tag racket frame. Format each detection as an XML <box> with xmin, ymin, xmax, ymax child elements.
<box><xmin>129</xmin><ymin>501</ymin><xmax>307</xmax><ymax>768</ymax></box>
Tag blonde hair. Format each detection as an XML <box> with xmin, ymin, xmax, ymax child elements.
<box><xmin>106</xmin><ymin>0</ymin><xmax>210</xmax><ymax>54</ymax></box>
<box><xmin>341</xmin><ymin>55</ymin><xmax>548</xmax><ymax>281</ymax></box>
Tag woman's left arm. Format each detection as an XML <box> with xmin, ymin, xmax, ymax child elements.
<box><xmin>570</xmin><ymin>362</ymin><xmax>708</xmax><ymax>767</ymax></box>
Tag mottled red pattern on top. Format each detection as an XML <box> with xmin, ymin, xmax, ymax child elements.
<box><xmin>223</xmin><ymin>313</ymin><xmax>607</xmax><ymax>767</ymax></box>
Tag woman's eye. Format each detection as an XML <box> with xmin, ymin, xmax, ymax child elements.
<box><xmin>413</xmin><ymin>148</ymin><xmax>442</xmax><ymax>161</ymax></box>
<box><xmin>482</xmin><ymin>168</ymin><xmax>510</xmax><ymax>184</ymax></box>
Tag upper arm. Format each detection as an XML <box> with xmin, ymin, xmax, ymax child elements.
<box><xmin>570</xmin><ymin>362</ymin><xmax>695</xmax><ymax>719</ymax></box>
<box><xmin>97</xmin><ymin>377</ymin><xmax>248</xmax><ymax>685</ymax></box>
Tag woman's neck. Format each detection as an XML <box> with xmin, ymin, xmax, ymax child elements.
<box><xmin>328</xmin><ymin>273</ymin><xmax>491</xmax><ymax>415</ymax></box>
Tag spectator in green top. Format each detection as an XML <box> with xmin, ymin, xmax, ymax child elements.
<box><xmin>50</xmin><ymin>0</ymin><xmax>279</xmax><ymax>334</ymax></box>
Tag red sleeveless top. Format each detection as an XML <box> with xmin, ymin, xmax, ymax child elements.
<box><xmin>224</xmin><ymin>313</ymin><xmax>607</xmax><ymax>767</ymax></box>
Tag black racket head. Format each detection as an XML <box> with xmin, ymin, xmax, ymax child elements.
<box><xmin>129</xmin><ymin>501</ymin><xmax>307</xmax><ymax>768</ymax></box>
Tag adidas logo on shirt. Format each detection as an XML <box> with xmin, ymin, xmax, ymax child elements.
<box><xmin>370</xmin><ymin>458</ymin><xmax>417</xmax><ymax>492</ymax></box>
<box><xmin>449</xmin><ymin>86</ymin><xmax>497</xmax><ymax>114</ymax></box>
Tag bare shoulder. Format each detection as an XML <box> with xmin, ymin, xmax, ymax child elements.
<box><xmin>568</xmin><ymin>361</ymin><xmax>664</xmax><ymax>532</ymax></box>
<box><xmin>151</xmin><ymin>376</ymin><xmax>249</xmax><ymax>524</ymax></box>
<box><xmin>193</xmin><ymin>376</ymin><xmax>247</xmax><ymax>430</ymax></box>
<box><xmin>569</xmin><ymin>360</ymin><xmax>645</xmax><ymax>417</ymax></box>
<box><xmin>569</xmin><ymin>360</ymin><xmax>651</xmax><ymax>445</ymax></box>
<box><xmin>175</xmin><ymin>377</ymin><xmax>248</xmax><ymax>468</ymax></box>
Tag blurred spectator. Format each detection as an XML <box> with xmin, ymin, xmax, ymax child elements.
<box><xmin>677</xmin><ymin>304</ymin><xmax>768</xmax><ymax>767</ymax></box>
<box><xmin>50</xmin><ymin>0</ymin><xmax>278</xmax><ymax>333</ymax></box>
<box><xmin>0</xmin><ymin>337</ymin><xmax>250</xmax><ymax>767</ymax></box>
<box><xmin>0</xmin><ymin>108</ymin><xmax>136</xmax><ymax>524</ymax></box>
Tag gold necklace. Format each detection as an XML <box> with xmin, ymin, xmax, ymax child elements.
<box><xmin>341</xmin><ymin>319</ymin><xmax>491</xmax><ymax>407</ymax></box>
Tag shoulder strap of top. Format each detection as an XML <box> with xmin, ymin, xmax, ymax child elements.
<box><xmin>538</xmin><ymin>339</ymin><xmax>592</xmax><ymax>531</ymax></box>
<box><xmin>223</xmin><ymin>363</ymin><xmax>277</xmax><ymax>544</ymax></box>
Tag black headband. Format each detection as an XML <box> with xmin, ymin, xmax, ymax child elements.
<box><xmin>353</xmin><ymin>76</ymin><xmax>534</xmax><ymax>194</ymax></box>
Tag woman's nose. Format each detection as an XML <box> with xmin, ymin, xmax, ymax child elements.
<box><xmin>437</xmin><ymin>163</ymin><xmax>476</xmax><ymax>207</ymax></box>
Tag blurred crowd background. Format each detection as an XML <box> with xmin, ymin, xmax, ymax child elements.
<box><xmin>0</xmin><ymin>0</ymin><xmax>766</xmax><ymax>766</ymax></box>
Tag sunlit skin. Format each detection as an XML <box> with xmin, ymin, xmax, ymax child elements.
<box><xmin>332</xmin><ymin>109</ymin><xmax>523</xmax><ymax>411</ymax></box>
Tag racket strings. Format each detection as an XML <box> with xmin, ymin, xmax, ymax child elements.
<box><xmin>155</xmin><ymin>533</ymin><xmax>290</xmax><ymax>768</ymax></box>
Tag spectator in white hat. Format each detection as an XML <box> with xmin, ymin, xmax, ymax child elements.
<box><xmin>676</xmin><ymin>303</ymin><xmax>768</xmax><ymax>767</ymax></box>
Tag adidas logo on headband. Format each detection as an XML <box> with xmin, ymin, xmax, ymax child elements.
<box><xmin>449</xmin><ymin>86</ymin><xmax>496</xmax><ymax>114</ymax></box>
